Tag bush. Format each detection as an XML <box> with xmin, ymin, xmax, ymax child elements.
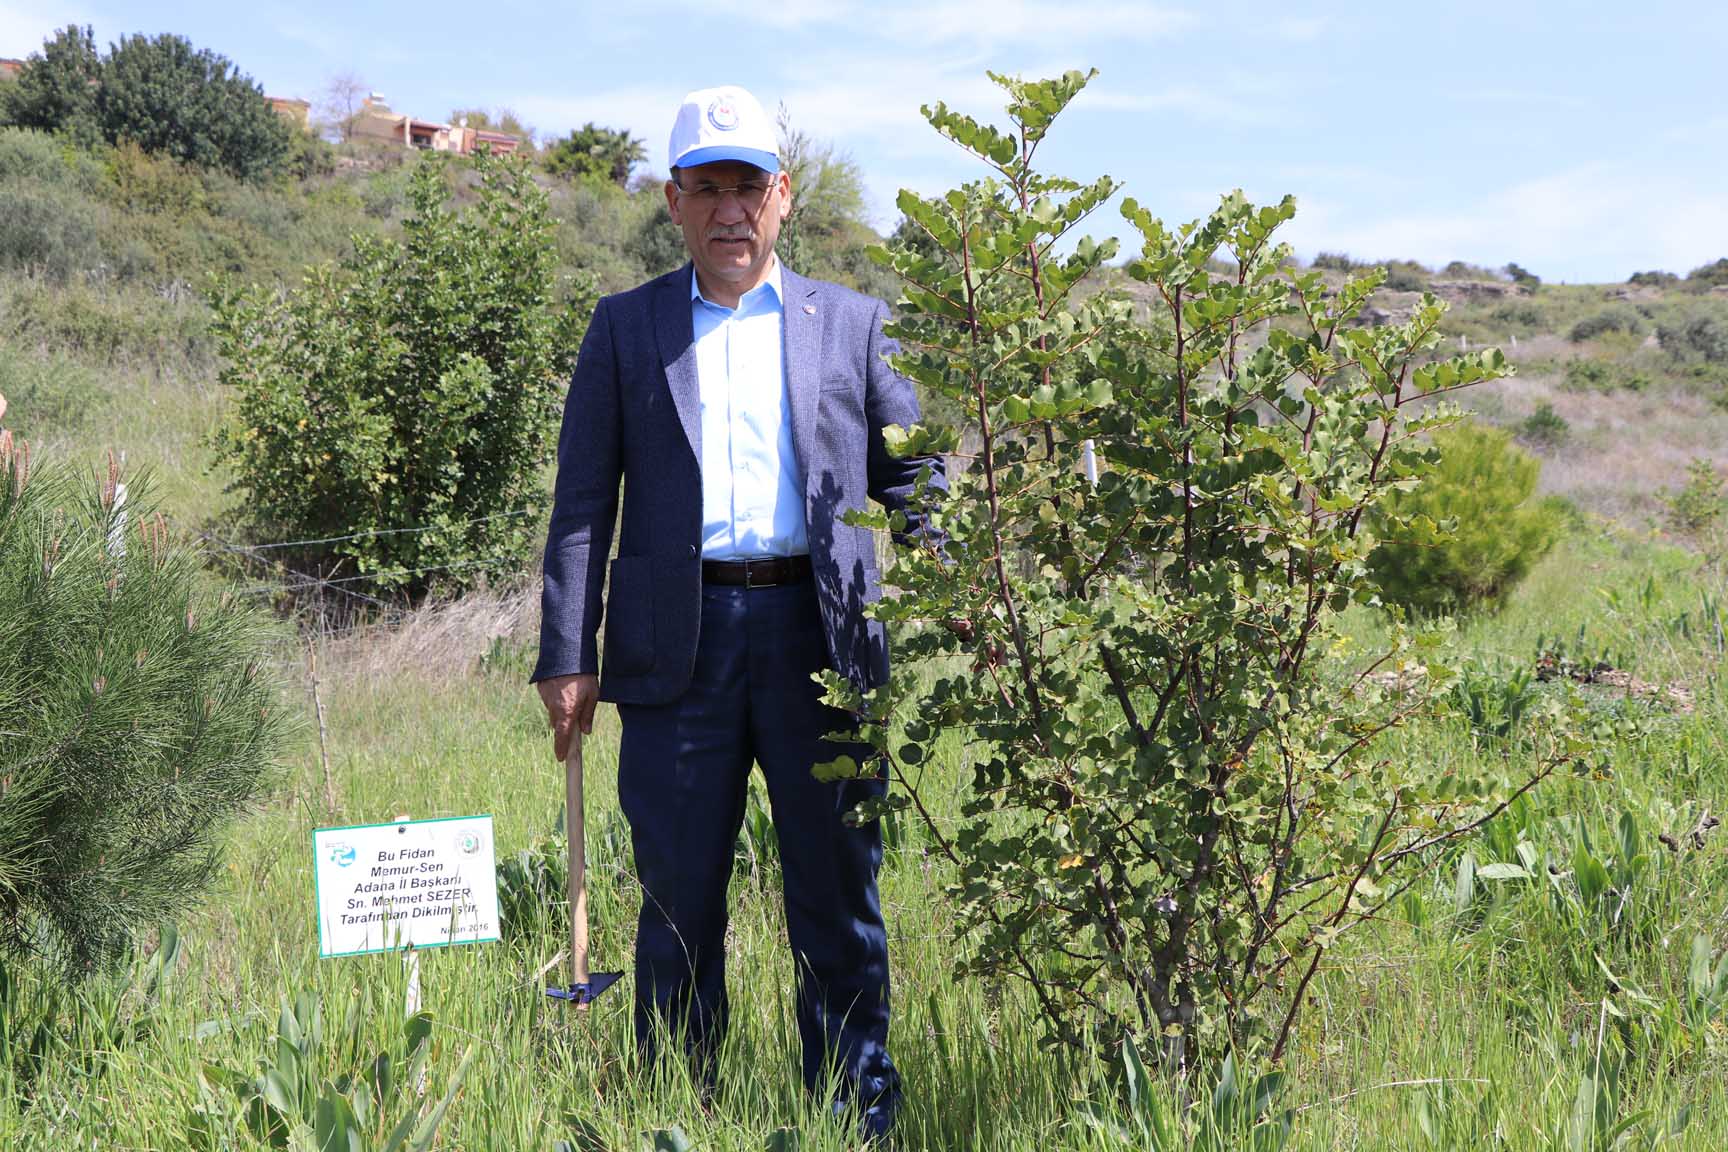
<box><xmin>1369</xmin><ymin>423</ymin><xmax>1563</xmax><ymax>615</ymax></box>
<box><xmin>1518</xmin><ymin>401</ymin><xmax>1569</xmax><ymax>448</ymax></box>
<box><xmin>1383</xmin><ymin>259</ymin><xmax>1430</xmax><ymax>291</ymax></box>
<box><xmin>1629</xmin><ymin>269</ymin><xmax>1678</xmax><ymax>288</ymax></box>
<box><xmin>1686</xmin><ymin>258</ymin><xmax>1728</xmax><ymax>288</ymax></box>
<box><xmin>0</xmin><ymin>439</ymin><xmax>287</xmax><ymax>971</ymax></box>
<box><xmin>1490</xmin><ymin>300</ymin><xmax>1544</xmax><ymax>329</ymax></box>
<box><xmin>836</xmin><ymin>71</ymin><xmax>1591</xmax><ymax>1064</ymax></box>
<box><xmin>1659</xmin><ymin>311</ymin><xmax>1728</xmax><ymax>364</ymax></box>
<box><xmin>1662</xmin><ymin>458</ymin><xmax>1725</xmax><ymax>535</ymax></box>
<box><xmin>0</xmin><ymin>184</ymin><xmax>104</xmax><ymax>279</ymax></box>
<box><xmin>1562</xmin><ymin>357</ymin><xmax>1648</xmax><ymax>392</ymax></box>
<box><xmin>1569</xmin><ymin>306</ymin><xmax>1645</xmax><ymax>343</ymax></box>
<box><xmin>212</xmin><ymin>153</ymin><xmax>592</xmax><ymax>599</ymax></box>
<box><xmin>0</xmin><ymin>126</ymin><xmax>105</xmax><ymax>193</ymax></box>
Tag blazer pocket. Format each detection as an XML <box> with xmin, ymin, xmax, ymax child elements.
<box><xmin>602</xmin><ymin>555</ymin><xmax>656</xmax><ymax>676</ymax></box>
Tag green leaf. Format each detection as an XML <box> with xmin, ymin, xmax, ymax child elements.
<box><xmin>1474</xmin><ymin>862</ymin><xmax>1531</xmax><ymax>881</ymax></box>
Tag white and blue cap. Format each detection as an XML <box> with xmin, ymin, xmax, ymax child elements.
<box><xmin>668</xmin><ymin>85</ymin><xmax>779</xmax><ymax>174</ymax></box>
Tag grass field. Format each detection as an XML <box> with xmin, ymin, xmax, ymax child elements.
<box><xmin>5</xmin><ymin>523</ymin><xmax>1728</xmax><ymax>1149</ymax></box>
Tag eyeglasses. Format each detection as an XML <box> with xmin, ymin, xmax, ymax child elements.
<box><xmin>674</xmin><ymin>178</ymin><xmax>777</xmax><ymax>213</ymax></box>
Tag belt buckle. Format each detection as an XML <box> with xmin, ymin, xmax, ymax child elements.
<box><xmin>744</xmin><ymin>558</ymin><xmax>762</xmax><ymax>589</ymax></box>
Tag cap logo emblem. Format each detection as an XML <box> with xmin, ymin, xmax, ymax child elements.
<box><xmin>707</xmin><ymin>98</ymin><xmax>740</xmax><ymax>131</ymax></box>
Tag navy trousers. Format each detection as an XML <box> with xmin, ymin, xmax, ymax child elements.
<box><xmin>616</xmin><ymin>577</ymin><xmax>900</xmax><ymax>1130</ymax></box>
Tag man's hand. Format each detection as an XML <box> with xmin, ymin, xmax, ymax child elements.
<box><xmin>536</xmin><ymin>673</ymin><xmax>599</xmax><ymax>761</ymax></box>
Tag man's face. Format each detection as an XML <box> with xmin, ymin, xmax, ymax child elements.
<box><xmin>664</xmin><ymin>160</ymin><xmax>792</xmax><ymax>293</ymax></box>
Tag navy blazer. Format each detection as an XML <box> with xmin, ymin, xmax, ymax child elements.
<box><xmin>533</xmin><ymin>262</ymin><xmax>947</xmax><ymax>705</ymax></box>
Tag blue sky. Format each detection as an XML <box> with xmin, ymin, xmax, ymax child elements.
<box><xmin>4</xmin><ymin>1</ymin><xmax>1723</xmax><ymax>283</ymax></box>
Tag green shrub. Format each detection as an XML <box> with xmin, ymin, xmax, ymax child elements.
<box><xmin>1569</xmin><ymin>305</ymin><xmax>1645</xmax><ymax>343</ymax></box>
<box><xmin>1659</xmin><ymin>311</ymin><xmax>1728</xmax><ymax>364</ymax></box>
<box><xmin>0</xmin><ymin>126</ymin><xmax>105</xmax><ymax>193</ymax></box>
<box><xmin>0</xmin><ymin>184</ymin><xmax>103</xmax><ymax>279</ymax></box>
<box><xmin>1629</xmin><ymin>269</ymin><xmax>1678</xmax><ymax>288</ymax></box>
<box><xmin>1687</xmin><ymin>258</ymin><xmax>1728</xmax><ymax>287</ymax></box>
<box><xmin>1662</xmin><ymin>458</ymin><xmax>1725</xmax><ymax>535</ymax></box>
<box><xmin>1384</xmin><ymin>259</ymin><xmax>1430</xmax><ymax>291</ymax></box>
<box><xmin>0</xmin><ymin>275</ymin><xmax>212</xmax><ymax>370</ymax></box>
<box><xmin>839</xmin><ymin>71</ymin><xmax>1590</xmax><ymax>1063</ymax></box>
<box><xmin>1490</xmin><ymin>300</ymin><xmax>1544</xmax><ymax>329</ymax></box>
<box><xmin>0</xmin><ymin>442</ymin><xmax>287</xmax><ymax>971</ymax></box>
<box><xmin>1369</xmin><ymin>423</ymin><xmax>1563</xmax><ymax>615</ymax></box>
<box><xmin>1518</xmin><ymin>401</ymin><xmax>1569</xmax><ymax>448</ymax></box>
<box><xmin>1562</xmin><ymin>357</ymin><xmax>1648</xmax><ymax>392</ymax></box>
<box><xmin>212</xmin><ymin>153</ymin><xmax>591</xmax><ymax>599</ymax></box>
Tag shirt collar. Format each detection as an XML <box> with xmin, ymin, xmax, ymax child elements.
<box><xmin>690</xmin><ymin>257</ymin><xmax>783</xmax><ymax>310</ymax></box>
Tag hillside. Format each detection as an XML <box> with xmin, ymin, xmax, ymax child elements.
<box><xmin>8</xmin><ymin>115</ymin><xmax>1728</xmax><ymax>1150</ymax></box>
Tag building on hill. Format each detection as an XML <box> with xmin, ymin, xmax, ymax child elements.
<box><xmin>266</xmin><ymin>97</ymin><xmax>311</xmax><ymax>131</ymax></box>
<box><xmin>351</xmin><ymin>95</ymin><xmax>520</xmax><ymax>156</ymax></box>
<box><xmin>0</xmin><ymin>58</ymin><xmax>24</xmax><ymax>80</ymax></box>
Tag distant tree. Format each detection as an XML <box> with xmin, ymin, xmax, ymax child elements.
<box><xmin>1441</xmin><ymin>259</ymin><xmax>1499</xmax><ymax>280</ymax></box>
<box><xmin>1629</xmin><ymin>269</ymin><xmax>1678</xmax><ymax>288</ymax></box>
<box><xmin>1384</xmin><ymin>259</ymin><xmax>1432</xmax><ymax>291</ymax></box>
<box><xmin>1310</xmin><ymin>251</ymin><xmax>1358</xmax><ymax>272</ymax></box>
<box><xmin>449</xmin><ymin>105</ymin><xmax>534</xmax><ymax>145</ymax></box>
<box><xmin>317</xmin><ymin>70</ymin><xmax>368</xmax><ymax>143</ymax></box>
<box><xmin>544</xmin><ymin>122</ymin><xmax>645</xmax><ymax>186</ymax></box>
<box><xmin>773</xmin><ymin>105</ymin><xmax>887</xmax><ymax>294</ymax></box>
<box><xmin>1504</xmin><ymin>261</ymin><xmax>1541</xmax><ymax>288</ymax></box>
<box><xmin>1686</xmin><ymin>257</ymin><xmax>1728</xmax><ymax>287</ymax></box>
<box><xmin>0</xmin><ymin>25</ymin><xmax>101</xmax><ymax>143</ymax></box>
<box><xmin>96</xmin><ymin>33</ymin><xmax>291</xmax><ymax>180</ymax></box>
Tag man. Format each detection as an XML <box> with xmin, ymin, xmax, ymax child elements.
<box><xmin>532</xmin><ymin>84</ymin><xmax>945</xmax><ymax>1139</ymax></box>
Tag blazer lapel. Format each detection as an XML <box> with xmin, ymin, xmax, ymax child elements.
<box><xmin>781</xmin><ymin>266</ymin><xmax>823</xmax><ymax>491</ymax></box>
<box><xmin>654</xmin><ymin>264</ymin><xmax>701</xmax><ymax>464</ymax></box>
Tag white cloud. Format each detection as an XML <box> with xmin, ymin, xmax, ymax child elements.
<box><xmin>1287</xmin><ymin>164</ymin><xmax>1728</xmax><ymax>282</ymax></box>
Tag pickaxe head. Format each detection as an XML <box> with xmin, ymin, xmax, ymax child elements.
<box><xmin>545</xmin><ymin>971</ymin><xmax>624</xmax><ymax>1006</ymax></box>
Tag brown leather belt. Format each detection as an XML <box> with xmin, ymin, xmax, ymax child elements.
<box><xmin>701</xmin><ymin>554</ymin><xmax>812</xmax><ymax>588</ymax></box>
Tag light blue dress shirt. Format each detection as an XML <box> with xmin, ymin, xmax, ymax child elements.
<box><xmin>691</xmin><ymin>261</ymin><xmax>808</xmax><ymax>559</ymax></box>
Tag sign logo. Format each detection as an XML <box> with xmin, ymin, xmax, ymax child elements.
<box><xmin>453</xmin><ymin>831</ymin><xmax>483</xmax><ymax>858</ymax></box>
<box><xmin>707</xmin><ymin>98</ymin><xmax>739</xmax><ymax>132</ymax></box>
<box><xmin>328</xmin><ymin>842</ymin><xmax>356</xmax><ymax>867</ymax></box>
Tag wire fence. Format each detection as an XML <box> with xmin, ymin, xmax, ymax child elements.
<box><xmin>180</xmin><ymin>506</ymin><xmax>542</xmax><ymax>607</ymax></box>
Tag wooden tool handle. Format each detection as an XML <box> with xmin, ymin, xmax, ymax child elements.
<box><xmin>566</xmin><ymin>733</ymin><xmax>590</xmax><ymax>996</ymax></box>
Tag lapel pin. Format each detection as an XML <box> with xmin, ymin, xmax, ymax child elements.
<box><xmin>803</xmin><ymin>304</ymin><xmax>817</xmax><ymax>314</ymax></box>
